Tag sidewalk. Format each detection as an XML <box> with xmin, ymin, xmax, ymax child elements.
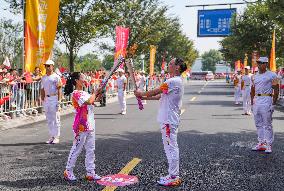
<box><xmin>0</xmin><ymin>93</ymin><xmax>135</xmax><ymax>131</ymax></box>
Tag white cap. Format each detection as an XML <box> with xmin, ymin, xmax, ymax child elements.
<box><xmin>244</xmin><ymin>66</ymin><xmax>250</xmax><ymax>70</ymax></box>
<box><xmin>257</xmin><ymin>57</ymin><xmax>269</xmax><ymax>63</ymax></box>
<box><xmin>116</xmin><ymin>68</ymin><xmax>124</xmax><ymax>73</ymax></box>
<box><xmin>45</xmin><ymin>60</ymin><xmax>55</xmax><ymax>65</ymax></box>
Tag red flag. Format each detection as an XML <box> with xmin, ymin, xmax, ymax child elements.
<box><xmin>114</xmin><ymin>26</ymin><xmax>129</xmax><ymax>67</ymax></box>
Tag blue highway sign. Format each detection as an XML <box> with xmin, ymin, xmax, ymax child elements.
<box><xmin>197</xmin><ymin>9</ymin><xmax>236</xmax><ymax>37</ymax></box>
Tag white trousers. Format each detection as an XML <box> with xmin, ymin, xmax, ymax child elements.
<box><xmin>118</xmin><ymin>90</ymin><xmax>126</xmax><ymax>112</ymax></box>
<box><xmin>160</xmin><ymin>123</ymin><xmax>179</xmax><ymax>176</ymax></box>
<box><xmin>242</xmin><ymin>87</ymin><xmax>251</xmax><ymax>113</ymax></box>
<box><xmin>43</xmin><ymin>97</ymin><xmax>60</xmax><ymax>138</ymax></box>
<box><xmin>253</xmin><ymin>104</ymin><xmax>274</xmax><ymax>145</ymax></box>
<box><xmin>234</xmin><ymin>86</ymin><xmax>242</xmax><ymax>103</ymax></box>
<box><xmin>66</xmin><ymin>131</ymin><xmax>96</xmax><ymax>172</ymax></box>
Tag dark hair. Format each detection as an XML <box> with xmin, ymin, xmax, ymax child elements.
<box><xmin>64</xmin><ymin>72</ymin><xmax>81</xmax><ymax>96</ymax></box>
<box><xmin>174</xmin><ymin>58</ymin><xmax>187</xmax><ymax>73</ymax></box>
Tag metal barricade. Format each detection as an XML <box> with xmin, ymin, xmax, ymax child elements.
<box><xmin>0</xmin><ymin>76</ymin><xmax>164</xmax><ymax>120</ymax></box>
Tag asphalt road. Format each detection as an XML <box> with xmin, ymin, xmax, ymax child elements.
<box><xmin>0</xmin><ymin>80</ymin><xmax>284</xmax><ymax>191</ymax></box>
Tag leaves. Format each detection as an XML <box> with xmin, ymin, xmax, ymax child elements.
<box><xmin>201</xmin><ymin>50</ymin><xmax>223</xmax><ymax>73</ymax></box>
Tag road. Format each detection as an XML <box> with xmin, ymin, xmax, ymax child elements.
<box><xmin>0</xmin><ymin>80</ymin><xmax>284</xmax><ymax>191</ymax></box>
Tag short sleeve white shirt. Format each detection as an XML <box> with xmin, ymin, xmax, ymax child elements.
<box><xmin>157</xmin><ymin>76</ymin><xmax>184</xmax><ymax>125</ymax></box>
<box><xmin>41</xmin><ymin>73</ymin><xmax>62</xmax><ymax>95</ymax></box>
<box><xmin>253</xmin><ymin>71</ymin><xmax>277</xmax><ymax>105</ymax></box>
<box><xmin>117</xmin><ymin>75</ymin><xmax>127</xmax><ymax>90</ymax></box>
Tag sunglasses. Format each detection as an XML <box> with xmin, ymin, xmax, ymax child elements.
<box><xmin>44</xmin><ymin>64</ymin><xmax>52</xmax><ymax>67</ymax></box>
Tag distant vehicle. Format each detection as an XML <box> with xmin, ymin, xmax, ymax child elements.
<box><xmin>190</xmin><ymin>71</ymin><xmax>214</xmax><ymax>80</ymax></box>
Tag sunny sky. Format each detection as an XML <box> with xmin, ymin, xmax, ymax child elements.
<box><xmin>0</xmin><ymin>0</ymin><xmax>250</xmax><ymax>56</ymax></box>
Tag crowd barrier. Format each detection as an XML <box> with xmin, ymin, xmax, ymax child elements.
<box><xmin>0</xmin><ymin>76</ymin><xmax>165</xmax><ymax>120</ymax></box>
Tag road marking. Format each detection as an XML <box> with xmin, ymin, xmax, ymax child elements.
<box><xmin>102</xmin><ymin>158</ymin><xmax>142</xmax><ymax>191</ymax></box>
<box><xmin>181</xmin><ymin>109</ymin><xmax>185</xmax><ymax>115</ymax></box>
<box><xmin>190</xmin><ymin>97</ymin><xmax>196</xmax><ymax>101</ymax></box>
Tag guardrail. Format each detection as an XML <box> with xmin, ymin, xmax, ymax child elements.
<box><xmin>0</xmin><ymin>76</ymin><xmax>165</xmax><ymax>120</ymax></box>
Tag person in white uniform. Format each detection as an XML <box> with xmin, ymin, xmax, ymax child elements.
<box><xmin>251</xmin><ymin>57</ymin><xmax>279</xmax><ymax>153</ymax></box>
<box><xmin>134</xmin><ymin>58</ymin><xmax>186</xmax><ymax>187</ymax></box>
<box><xmin>116</xmin><ymin>68</ymin><xmax>127</xmax><ymax>115</ymax></box>
<box><xmin>138</xmin><ymin>70</ymin><xmax>147</xmax><ymax>104</ymax></box>
<box><xmin>63</xmin><ymin>72</ymin><xmax>102</xmax><ymax>181</ymax></box>
<box><xmin>233</xmin><ymin>70</ymin><xmax>242</xmax><ymax>105</ymax></box>
<box><xmin>40</xmin><ymin>60</ymin><xmax>62</xmax><ymax>144</ymax></box>
<box><xmin>241</xmin><ymin>66</ymin><xmax>253</xmax><ymax>115</ymax></box>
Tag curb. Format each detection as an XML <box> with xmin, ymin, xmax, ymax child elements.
<box><xmin>0</xmin><ymin>93</ymin><xmax>135</xmax><ymax>131</ymax></box>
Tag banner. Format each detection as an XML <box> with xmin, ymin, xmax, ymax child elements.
<box><xmin>114</xmin><ymin>26</ymin><xmax>129</xmax><ymax>67</ymax></box>
<box><xmin>234</xmin><ymin>60</ymin><xmax>241</xmax><ymax>72</ymax></box>
<box><xmin>149</xmin><ymin>45</ymin><xmax>156</xmax><ymax>76</ymax></box>
<box><xmin>270</xmin><ymin>30</ymin><xmax>276</xmax><ymax>72</ymax></box>
<box><xmin>243</xmin><ymin>53</ymin><xmax>248</xmax><ymax>68</ymax></box>
<box><xmin>25</xmin><ymin>0</ymin><xmax>60</xmax><ymax>73</ymax></box>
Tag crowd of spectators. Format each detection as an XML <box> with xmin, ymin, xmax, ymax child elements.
<box><xmin>0</xmin><ymin>65</ymin><xmax>167</xmax><ymax>120</ymax></box>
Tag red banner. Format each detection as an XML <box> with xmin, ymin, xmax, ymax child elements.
<box><xmin>114</xmin><ymin>26</ymin><xmax>129</xmax><ymax>67</ymax></box>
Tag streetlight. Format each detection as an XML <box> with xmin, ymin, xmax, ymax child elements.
<box><xmin>140</xmin><ymin>54</ymin><xmax>145</xmax><ymax>71</ymax></box>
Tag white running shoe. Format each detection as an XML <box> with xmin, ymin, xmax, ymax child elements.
<box><xmin>265</xmin><ymin>145</ymin><xmax>272</xmax><ymax>153</ymax></box>
<box><xmin>157</xmin><ymin>175</ymin><xmax>182</xmax><ymax>187</ymax></box>
<box><xmin>121</xmin><ymin>111</ymin><xmax>126</xmax><ymax>115</ymax></box>
<box><xmin>86</xmin><ymin>171</ymin><xmax>101</xmax><ymax>181</ymax></box>
<box><xmin>52</xmin><ymin>138</ymin><xmax>60</xmax><ymax>144</ymax></box>
<box><xmin>252</xmin><ymin>143</ymin><xmax>267</xmax><ymax>151</ymax></box>
<box><xmin>64</xmin><ymin>169</ymin><xmax>77</xmax><ymax>181</ymax></box>
<box><xmin>45</xmin><ymin>137</ymin><xmax>54</xmax><ymax>144</ymax></box>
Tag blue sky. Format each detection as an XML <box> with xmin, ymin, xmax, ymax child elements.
<box><xmin>0</xmin><ymin>0</ymin><xmax>250</xmax><ymax>56</ymax></box>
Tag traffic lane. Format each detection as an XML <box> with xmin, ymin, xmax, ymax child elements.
<box><xmin>0</xmin><ymin>81</ymin><xmax>205</xmax><ymax>190</ymax></box>
<box><xmin>1</xmin><ymin>129</ymin><xmax>284</xmax><ymax>190</ymax></box>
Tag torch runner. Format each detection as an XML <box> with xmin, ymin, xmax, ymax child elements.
<box><xmin>125</xmin><ymin>59</ymin><xmax>144</xmax><ymax>110</ymax></box>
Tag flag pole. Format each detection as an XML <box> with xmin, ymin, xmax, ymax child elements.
<box><xmin>22</xmin><ymin>0</ymin><xmax>26</xmax><ymax>72</ymax></box>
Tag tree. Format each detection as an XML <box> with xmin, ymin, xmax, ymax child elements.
<box><xmin>101</xmin><ymin>54</ymin><xmax>114</xmax><ymax>71</ymax></box>
<box><xmin>75</xmin><ymin>53</ymin><xmax>102</xmax><ymax>72</ymax></box>
<box><xmin>0</xmin><ymin>19</ymin><xmax>23</xmax><ymax>69</ymax></box>
<box><xmin>220</xmin><ymin>2</ymin><xmax>284</xmax><ymax>69</ymax></box>
<box><xmin>57</xmin><ymin>0</ymin><xmax>115</xmax><ymax>72</ymax></box>
<box><xmin>201</xmin><ymin>50</ymin><xmax>222</xmax><ymax>73</ymax></box>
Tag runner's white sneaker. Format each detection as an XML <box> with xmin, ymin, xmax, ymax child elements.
<box><xmin>64</xmin><ymin>169</ymin><xmax>77</xmax><ymax>181</ymax></box>
<box><xmin>265</xmin><ymin>145</ymin><xmax>272</xmax><ymax>153</ymax></box>
<box><xmin>45</xmin><ymin>137</ymin><xmax>54</xmax><ymax>144</ymax></box>
<box><xmin>86</xmin><ymin>171</ymin><xmax>101</xmax><ymax>181</ymax></box>
<box><xmin>157</xmin><ymin>175</ymin><xmax>182</xmax><ymax>186</ymax></box>
<box><xmin>52</xmin><ymin>138</ymin><xmax>60</xmax><ymax>144</ymax></box>
<box><xmin>252</xmin><ymin>143</ymin><xmax>266</xmax><ymax>151</ymax></box>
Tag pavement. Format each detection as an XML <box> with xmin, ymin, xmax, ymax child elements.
<box><xmin>0</xmin><ymin>80</ymin><xmax>284</xmax><ymax>191</ymax></box>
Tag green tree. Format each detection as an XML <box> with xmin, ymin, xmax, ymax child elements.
<box><xmin>201</xmin><ymin>50</ymin><xmax>222</xmax><ymax>73</ymax></box>
<box><xmin>75</xmin><ymin>53</ymin><xmax>102</xmax><ymax>72</ymax></box>
<box><xmin>0</xmin><ymin>19</ymin><xmax>23</xmax><ymax>69</ymax></box>
<box><xmin>220</xmin><ymin>2</ymin><xmax>284</xmax><ymax>69</ymax></box>
<box><xmin>101</xmin><ymin>54</ymin><xmax>114</xmax><ymax>71</ymax></box>
<box><xmin>57</xmin><ymin>0</ymin><xmax>115</xmax><ymax>72</ymax></box>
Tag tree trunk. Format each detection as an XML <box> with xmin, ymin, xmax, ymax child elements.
<box><xmin>69</xmin><ymin>49</ymin><xmax>74</xmax><ymax>72</ymax></box>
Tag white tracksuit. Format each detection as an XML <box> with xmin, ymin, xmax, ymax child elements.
<box><xmin>242</xmin><ymin>74</ymin><xmax>252</xmax><ymax>113</ymax></box>
<box><xmin>252</xmin><ymin>71</ymin><xmax>277</xmax><ymax>145</ymax></box>
<box><xmin>66</xmin><ymin>90</ymin><xmax>96</xmax><ymax>172</ymax></box>
<box><xmin>66</xmin><ymin>131</ymin><xmax>96</xmax><ymax>172</ymax></box>
<box><xmin>41</xmin><ymin>73</ymin><xmax>62</xmax><ymax>138</ymax></box>
<box><xmin>43</xmin><ymin>97</ymin><xmax>61</xmax><ymax>137</ymax></box>
<box><xmin>139</xmin><ymin>75</ymin><xmax>147</xmax><ymax>104</ymax></box>
<box><xmin>117</xmin><ymin>75</ymin><xmax>127</xmax><ymax>113</ymax></box>
<box><xmin>234</xmin><ymin>75</ymin><xmax>242</xmax><ymax>103</ymax></box>
<box><xmin>157</xmin><ymin>76</ymin><xmax>184</xmax><ymax>177</ymax></box>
